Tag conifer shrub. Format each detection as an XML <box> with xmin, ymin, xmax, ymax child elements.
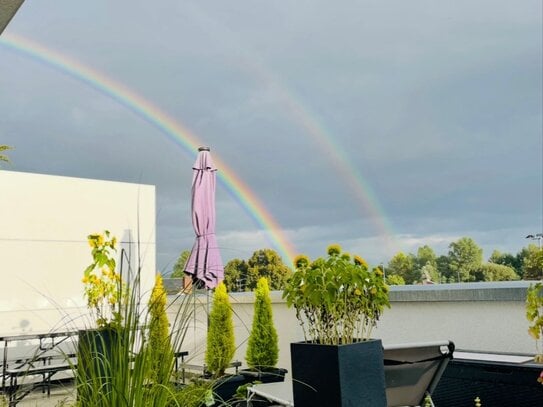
<box><xmin>147</xmin><ymin>274</ymin><xmax>174</xmax><ymax>384</ymax></box>
<box><xmin>246</xmin><ymin>277</ymin><xmax>279</xmax><ymax>369</ymax></box>
<box><xmin>206</xmin><ymin>282</ymin><xmax>235</xmax><ymax>377</ymax></box>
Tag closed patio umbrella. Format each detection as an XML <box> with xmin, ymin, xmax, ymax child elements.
<box><xmin>184</xmin><ymin>147</ymin><xmax>224</xmax><ymax>289</ymax></box>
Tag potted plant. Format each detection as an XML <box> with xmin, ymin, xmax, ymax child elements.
<box><xmin>78</xmin><ymin>230</ymin><xmax>127</xmax><ymax>398</ymax></box>
<box><xmin>145</xmin><ymin>274</ymin><xmax>175</xmax><ymax>385</ymax></box>
<box><xmin>526</xmin><ymin>282</ymin><xmax>543</xmax><ymax>363</ymax></box>
<box><xmin>205</xmin><ymin>282</ymin><xmax>246</xmax><ymax>405</ymax></box>
<box><xmin>77</xmin><ymin>230</ymin><xmax>201</xmax><ymax>406</ymax></box>
<box><xmin>240</xmin><ymin>277</ymin><xmax>287</xmax><ymax>383</ymax></box>
<box><xmin>283</xmin><ymin>244</ymin><xmax>390</xmax><ymax>407</ymax></box>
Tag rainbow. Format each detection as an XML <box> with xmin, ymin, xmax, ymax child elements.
<box><xmin>233</xmin><ymin>59</ymin><xmax>401</xmax><ymax>254</ymax></box>
<box><xmin>0</xmin><ymin>33</ymin><xmax>297</xmax><ymax>264</ymax></box>
<box><xmin>178</xmin><ymin>9</ymin><xmax>400</xmax><ymax>253</ymax></box>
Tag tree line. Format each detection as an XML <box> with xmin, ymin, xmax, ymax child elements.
<box><xmin>383</xmin><ymin>237</ymin><xmax>543</xmax><ymax>285</ymax></box>
<box><xmin>170</xmin><ymin>248</ymin><xmax>292</xmax><ymax>292</ymax></box>
<box><xmin>170</xmin><ymin>236</ymin><xmax>543</xmax><ymax>290</ymax></box>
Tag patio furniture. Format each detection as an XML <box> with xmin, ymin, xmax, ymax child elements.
<box><xmin>247</xmin><ymin>340</ymin><xmax>454</xmax><ymax>407</ymax></box>
<box><xmin>0</xmin><ymin>330</ymin><xmax>79</xmax><ymax>406</ymax></box>
<box><xmin>1</xmin><ymin>330</ymin><xmax>78</xmax><ymax>391</ymax></box>
<box><xmin>5</xmin><ymin>355</ymin><xmax>76</xmax><ymax>406</ymax></box>
<box><xmin>383</xmin><ymin>340</ymin><xmax>454</xmax><ymax>407</ymax></box>
<box><xmin>432</xmin><ymin>350</ymin><xmax>543</xmax><ymax>406</ymax></box>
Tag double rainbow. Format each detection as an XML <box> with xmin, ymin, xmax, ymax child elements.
<box><xmin>0</xmin><ymin>33</ymin><xmax>297</xmax><ymax>264</ymax></box>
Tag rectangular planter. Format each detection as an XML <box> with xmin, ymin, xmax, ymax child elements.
<box><xmin>291</xmin><ymin>339</ymin><xmax>387</xmax><ymax>407</ymax></box>
<box><xmin>77</xmin><ymin>328</ymin><xmax>118</xmax><ymax>401</ymax></box>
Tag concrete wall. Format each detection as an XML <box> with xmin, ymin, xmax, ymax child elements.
<box><xmin>0</xmin><ymin>171</ymin><xmax>156</xmax><ymax>335</ymax></box>
<box><xmin>166</xmin><ymin>281</ymin><xmax>537</xmax><ymax>373</ymax></box>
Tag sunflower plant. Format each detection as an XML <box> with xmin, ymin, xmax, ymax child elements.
<box><xmin>283</xmin><ymin>244</ymin><xmax>390</xmax><ymax>345</ymax></box>
<box><xmin>82</xmin><ymin>230</ymin><xmax>126</xmax><ymax>329</ymax></box>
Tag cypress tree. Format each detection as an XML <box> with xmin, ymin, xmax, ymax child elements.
<box><xmin>205</xmin><ymin>282</ymin><xmax>235</xmax><ymax>377</ymax></box>
<box><xmin>147</xmin><ymin>274</ymin><xmax>174</xmax><ymax>384</ymax></box>
<box><xmin>246</xmin><ymin>278</ymin><xmax>278</xmax><ymax>369</ymax></box>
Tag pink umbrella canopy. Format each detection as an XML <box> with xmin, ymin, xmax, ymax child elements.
<box><xmin>184</xmin><ymin>147</ymin><xmax>224</xmax><ymax>289</ymax></box>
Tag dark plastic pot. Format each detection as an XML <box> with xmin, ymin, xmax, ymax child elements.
<box><xmin>239</xmin><ymin>367</ymin><xmax>288</xmax><ymax>384</ymax></box>
<box><xmin>291</xmin><ymin>339</ymin><xmax>387</xmax><ymax>407</ymax></box>
<box><xmin>77</xmin><ymin>328</ymin><xmax>119</xmax><ymax>398</ymax></box>
<box><xmin>212</xmin><ymin>374</ymin><xmax>251</xmax><ymax>405</ymax></box>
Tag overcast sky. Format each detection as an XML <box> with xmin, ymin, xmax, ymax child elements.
<box><xmin>1</xmin><ymin>0</ymin><xmax>542</xmax><ymax>273</ymax></box>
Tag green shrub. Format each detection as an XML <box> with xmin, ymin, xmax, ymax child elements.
<box><xmin>76</xmin><ymin>230</ymin><xmax>197</xmax><ymax>406</ymax></box>
<box><xmin>170</xmin><ymin>380</ymin><xmax>214</xmax><ymax>407</ymax></box>
<box><xmin>283</xmin><ymin>244</ymin><xmax>390</xmax><ymax>344</ymax></box>
<box><xmin>206</xmin><ymin>282</ymin><xmax>236</xmax><ymax>377</ymax></box>
<box><xmin>526</xmin><ymin>282</ymin><xmax>543</xmax><ymax>362</ymax></box>
<box><xmin>146</xmin><ymin>274</ymin><xmax>174</xmax><ymax>384</ymax></box>
<box><xmin>246</xmin><ymin>278</ymin><xmax>279</xmax><ymax>369</ymax></box>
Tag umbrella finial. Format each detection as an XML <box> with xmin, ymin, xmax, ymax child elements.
<box><xmin>198</xmin><ymin>146</ymin><xmax>210</xmax><ymax>152</ymax></box>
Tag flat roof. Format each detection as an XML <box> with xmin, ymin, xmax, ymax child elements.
<box><xmin>0</xmin><ymin>0</ymin><xmax>25</xmax><ymax>35</ymax></box>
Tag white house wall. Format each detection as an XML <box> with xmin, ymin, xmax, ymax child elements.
<box><xmin>0</xmin><ymin>170</ymin><xmax>156</xmax><ymax>335</ymax></box>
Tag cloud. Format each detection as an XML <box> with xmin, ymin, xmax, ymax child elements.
<box><xmin>1</xmin><ymin>0</ymin><xmax>540</xmax><ymax>274</ymax></box>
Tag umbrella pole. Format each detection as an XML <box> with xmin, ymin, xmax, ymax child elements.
<box><xmin>206</xmin><ymin>288</ymin><xmax>210</xmax><ymax>330</ymax></box>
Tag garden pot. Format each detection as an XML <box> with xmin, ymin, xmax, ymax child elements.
<box><xmin>291</xmin><ymin>339</ymin><xmax>387</xmax><ymax>407</ymax></box>
<box><xmin>77</xmin><ymin>328</ymin><xmax>119</xmax><ymax>399</ymax></box>
<box><xmin>239</xmin><ymin>367</ymin><xmax>288</xmax><ymax>384</ymax></box>
<box><xmin>212</xmin><ymin>374</ymin><xmax>251</xmax><ymax>406</ymax></box>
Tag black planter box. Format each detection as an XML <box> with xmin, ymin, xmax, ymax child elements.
<box><xmin>291</xmin><ymin>339</ymin><xmax>387</xmax><ymax>407</ymax></box>
<box><xmin>77</xmin><ymin>328</ymin><xmax>119</xmax><ymax>402</ymax></box>
<box><xmin>239</xmin><ymin>367</ymin><xmax>288</xmax><ymax>384</ymax></box>
<box><xmin>77</xmin><ymin>328</ymin><xmax>118</xmax><ymax>379</ymax></box>
<box><xmin>432</xmin><ymin>355</ymin><xmax>543</xmax><ymax>406</ymax></box>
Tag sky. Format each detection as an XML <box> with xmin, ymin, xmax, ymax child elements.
<box><xmin>1</xmin><ymin>0</ymin><xmax>542</xmax><ymax>274</ymax></box>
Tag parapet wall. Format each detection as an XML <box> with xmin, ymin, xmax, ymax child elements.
<box><xmin>167</xmin><ymin>281</ymin><xmax>536</xmax><ymax>371</ymax></box>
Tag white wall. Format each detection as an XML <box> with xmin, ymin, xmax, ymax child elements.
<box><xmin>0</xmin><ymin>171</ymin><xmax>156</xmax><ymax>335</ymax></box>
<box><xmin>167</xmin><ymin>283</ymin><xmax>536</xmax><ymax>374</ymax></box>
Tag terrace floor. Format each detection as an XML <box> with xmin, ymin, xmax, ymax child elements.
<box><xmin>2</xmin><ymin>382</ymin><xmax>75</xmax><ymax>407</ymax></box>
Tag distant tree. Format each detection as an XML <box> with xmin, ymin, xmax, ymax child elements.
<box><xmin>489</xmin><ymin>250</ymin><xmax>522</xmax><ymax>277</ymax></box>
<box><xmin>415</xmin><ymin>245</ymin><xmax>437</xmax><ymax>270</ymax></box>
<box><xmin>516</xmin><ymin>246</ymin><xmax>535</xmax><ymax>279</ymax></box>
<box><xmin>171</xmin><ymin>250</ymin><xmax>190</xmax><ymax>278</ymax></box>
<box><xmin>420</xmin><ymin>263</ymin><xmax>439</xmax><ymax>283</ymax></box>
<box><xmin>522</xmin><ymin>244</ymin><xmax>543</xmax><ymax>280</ymax></box>
<box><xmin>448</xmin><ymin>237</ymin><xmax>483</xmax><ymax>282</ymax></box>
<box><xmin>436</xmin><ymin>255</ymin><xmax>453</xmax><ymax>283</ymax></box>
<box><xmin>0</xmin><ymin>145</ymin><xmax>13</xmax><ymax>167</ymax></box>
<box><xmin>415</xmin><ymin>245</ymin><xmax>439</xmax><ymax>283</ymax></box>
<box><xmin>472</xmin><ymin>263</ymin><xmax>519</xmax><ymax>282</ymax></box>
<box><xmin>245</xmin><ymin>249</ymin><xmax>292</xmax><ymax>291</ymax></box>
<box><xmin>387</xmin><ymin>252</ymin><xmax>416</xmax><ymax>284</ymax></box>
<box><xmin>224</xmin><ymin>258</ymin><xmax>249</xmax><ymax>292</ymax></box>
<box><xmin>386</xmin><ymin>274</ymin><xmax>405</xmax><ymax>285</ymax></box>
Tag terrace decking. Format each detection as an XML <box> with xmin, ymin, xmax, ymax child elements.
<box><xmin>0</xmin><ymin>330</ymin><xmax>189</xmax><ymax>406</ymax></box>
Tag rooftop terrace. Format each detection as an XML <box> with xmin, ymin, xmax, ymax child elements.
<box><xmin>2</xmin><ymin>281</ymin><xmax>541</xmax><ymax>406</ymax></box>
